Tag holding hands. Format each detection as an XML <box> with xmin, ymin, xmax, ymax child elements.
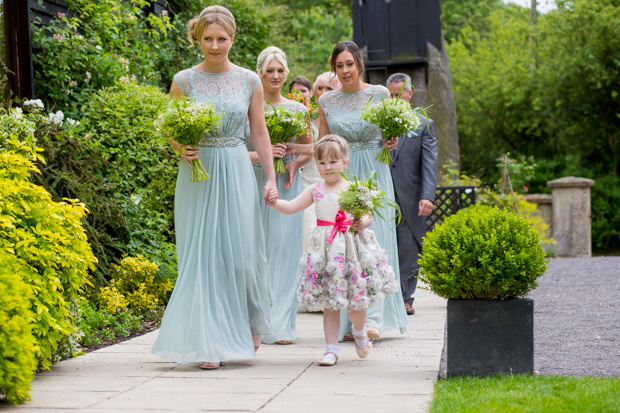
<box><xmin>263</xmin><ymin>181</ymin><xmax>278</xmax><ymax>206</ymax></box>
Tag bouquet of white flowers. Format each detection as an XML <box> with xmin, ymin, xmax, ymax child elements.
<box><xmin>360</xmin><ymin>97</ymin><xmax>424</xmax><ymax>164</ymax></box>
<box><xmin>264</xmin><ymin>104</ymin><xmax>308</xmax><ymax>174</ymax></box>
<box><xmin>337</xmin><ymin>172</ymin><xmax>401</xmax><ymax>234</ymax></box>
<box><xmin>155</xmin><ymin>98</ymin><xmax>221</xmax><ymax>182</ymax></box>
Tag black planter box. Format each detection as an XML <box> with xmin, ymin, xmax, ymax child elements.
<box><xmin>447</xmin><ymin>298</ymin><xmax>534</xmax><ymax>377</ymax></box>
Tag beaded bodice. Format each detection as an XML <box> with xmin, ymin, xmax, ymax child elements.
<box><xmin>173</xmin><ymin>67</ymin><xmax>259</xmax><ymax>146</ymax></box>
<box><xmin>318</xmin><ymin>85</ymin><xmax>389</xmax><ymax>150</ymax></box>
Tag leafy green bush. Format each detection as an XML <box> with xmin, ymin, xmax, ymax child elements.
<box><xmin>77</xmin><ymin>81</ymin><xmax>178</xmax><ymax>280</ymax></box>
<box><xmin>99</xmin><ymin>255</ymin><xmax>173</xmax><ymax>314</ymax></box>
<box><xmin>20</xmin><ymin>105</ymin><xmax>127</xmax><ymax>286</ymax></box>
<box><xmin>0</xmin><ymin>110</ymin><xmax>95</xmax><ymax>370</ymax></box>
<box><xmin>31</xmin><ymin>0</ymin><xmax>172</xmax><ymax>116</ymax></box>
<box><xmin>76</xmin><ymin>300</ymin><xmax>142</xmax><ymax>347</ymax></box>
<box><xmin>419</xmin><ymin>205</ymin><xmax>547</xmax><ymax>300</ymax></box>
<box><xmin>0</xmin><ymin>251</ymin><xmax>38</xmax><ymax>405</ymax></box>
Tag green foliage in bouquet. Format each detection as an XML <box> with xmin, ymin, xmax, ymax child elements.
<box><xmin>419</xmin><ymin>205</ymin><xmax>547</xmax><ymax>300</ymax></box>
<box><xmin>360</xmin><ymin>95</ymin><xmax>424</xmax><ymax>164</ymax></box>
<box><xmin>264</xmin><ymin>104</ymin><xmax>308</xmax><ymax>174</ymax></box>
<box><xmin>0</xmin><ymin>251</ymin><xmax>38</xmax><ymax>405</ymax></box>
<box><xmin>0</xmin><ymin>112</ymin><xmax>95</xmax><ymax>371</ymax></box>
<box><xmin>155</xmin><ymin>97</ymin><xmax>221</xmax><ymax>182</ymax></box>
<box><xmin>337</xmin><ymin>172</ymin><xmax>401</xmax><ymax>233</ymax></box>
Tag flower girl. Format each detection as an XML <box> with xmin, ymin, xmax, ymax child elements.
<box><xmin>267</xmin><ymin>135</ymin><xmax>399</xmax><ymax>366</ymax></box>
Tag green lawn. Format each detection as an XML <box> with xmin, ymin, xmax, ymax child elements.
<box><xmin>429</xmin><ymin>375</ymin><xmax>620</xmax><ymax>412</ymax></box>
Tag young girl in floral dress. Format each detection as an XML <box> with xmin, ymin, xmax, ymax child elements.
<box><xmin>267</xmin><ymin>135</ymin><xmax>399</xmax><ymax>366</ymax></box>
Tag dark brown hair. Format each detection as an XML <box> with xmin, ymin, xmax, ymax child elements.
<box><xmin>329</xmin><ymin>41</ymin><xmax>363</xmax><ymax>75</ymax></box>
<box><xmin>288</xmin><ymin>76</ymin><xmax>312</xmax><ymax>93</ymax></box>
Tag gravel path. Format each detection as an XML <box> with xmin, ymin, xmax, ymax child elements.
<box><xmin>531</xmin><ymin>256</ymin><xmax>620</xmax><ymax>377</ymax></box>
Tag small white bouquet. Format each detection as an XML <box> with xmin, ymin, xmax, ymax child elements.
<box><xmin>360</xmin><ymin>97</ymin><xmax>424</xmax><ymax>164</ymax></box>
<box><xmin>337</xmin><ymin>172</ymin><xmax>401</xmax><ymax>234</ymax></box>
<box><xmin>155</xmin><ymin>98</ymin><xmax>221</xmax><ymax>182</ymax></box>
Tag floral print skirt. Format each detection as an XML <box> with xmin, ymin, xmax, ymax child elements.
<box><xmin>298</xmin><ymin>227</ymin><xmax>400</xmax><ymax>311</ymax></box>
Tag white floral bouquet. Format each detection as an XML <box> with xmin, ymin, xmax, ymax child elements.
<box><xmin>337</xmin><ymin>172</ymin><xmax>401</xmax><ymax>234</ymax></box>
<box><xmin>360</xmin><ymin>97</ymin><xmax>424</xmax><ymax>164</ymax></box>
<box><xmin>155</xmin><ymin>98</ymin><xmax>221</xmax><ymax>182</ymax></box>
<box><xmin>264</xmin><ymin>104</ymin><xmax>308</xmax><ymax>174</ymax></box>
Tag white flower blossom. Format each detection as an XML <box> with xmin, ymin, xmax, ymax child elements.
<box><xmin>24</xmin><ymin>99</ymin><xmax>44</xmax><ymax>111</ymax></box>
<box><xmin>48</xmin><ymin>110</ymin><xmax>64</xmax><ymax>126</ymax></box>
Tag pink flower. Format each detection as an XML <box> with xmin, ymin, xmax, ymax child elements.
<box><xmin>162</xmin><ymin>10</ymin><xmax>169</xmax><ymax>16</ymax></box>
<box><xmin>523</xmin><ymin>186</ymin><xmax>529</xmax><ymax>192</ymax></box>
<box><xmin>53</xmin><ymin>33</ymin><xmax>63</xmax><ymax>41</ymax></box>
<box><xmin>57</xmin><ymin>12</ymin><xmax>65</xmax><ymax>19</ymax></box>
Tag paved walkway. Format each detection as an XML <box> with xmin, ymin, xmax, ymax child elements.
<box><xmin>5</xmin><ymin>287</ymin><xmax>446</xmax><ymax>412</ymax></box>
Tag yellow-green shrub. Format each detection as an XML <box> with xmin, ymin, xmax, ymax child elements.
<box><xmin>0</xmin><ymin>251</ymin><xmax>38</xmax><ymax>404</ymax></box>
<box><xmin>100</xmin><ymin>255</ymin><xmax>173</xmax><ymax>313</ymax></box>
<box><xmin>0</xmin><ymin>111</ymin><xmax>95</xmax><ymax>371</ymax></box>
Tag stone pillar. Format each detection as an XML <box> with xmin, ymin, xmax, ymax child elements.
<box><xmin>547</xmin><ymin>177</ymin><xmax>595</xmax><ymax>257</ymax></box>
<box><xmin>523</xmin><ymin>194</ymin><xmax>553</xmax><ymax>238</ymax></box>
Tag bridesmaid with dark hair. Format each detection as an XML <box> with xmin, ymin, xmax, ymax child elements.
<box><xmin>316</xmin><ymin>41</ymin><xmax>410</xmax><ymax>341</ymax></box>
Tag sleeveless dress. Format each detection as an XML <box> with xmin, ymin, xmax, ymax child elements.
<box><xmin>299</xmin><ymin>182</ymin><xmax>399</xmax><ymax>311</ymax></box>
<box><xmin>299</xmin><ymin>122</ymin><xmax>321</xmax><ymax>253</ymax></box>
<box><xmin>247</xmin><ymin>100</ymin><xmax>307</xmax><ymax>343</ymax></box>
<box><xmin>151</xmin><ymin>67</ymin><xmax>272</xmax><ymax>363</ymax></box>
<box><xmin>319</xmin><ymin>85</ymin><xmax>410</xmax><ymax>338</ymax></box>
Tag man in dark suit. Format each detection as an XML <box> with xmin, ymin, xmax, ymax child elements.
<box><xmin>387</xmin><ymin>73</ymin><xmax>438</xmax><ymax>315</ymax></box>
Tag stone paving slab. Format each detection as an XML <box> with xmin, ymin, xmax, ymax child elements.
<box><xmin>2</xmin><ymin>287</ymin><xmax>446</xmax><ymax>412</ymax></box>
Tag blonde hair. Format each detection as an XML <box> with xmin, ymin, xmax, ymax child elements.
<box><xmin>314</xmin><ymin>72</ymin><xmax>341</xmax><ymax>90</ymax></box>
<box><xmin>315</xmin><ymin>134</ymin><xmax>350</xmax><ymax>161</ymax></box>
<box><xmin>187</xmin><ymin>5</ymin><xmax>236</xmax><ymax>45</ymax></box>
<box><xmin>256</xmin><ymin>46</ymin><xmax>290</xmax><ymax>77</ymax></box>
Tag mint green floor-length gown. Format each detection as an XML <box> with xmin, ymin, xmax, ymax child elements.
<box><xmin>248</xmin><ymin>100</ymin><xmax>307</xmax><ymax>343</ymax></box>
<box><xmin>319</xmin><ymin>85</ymin><xmax>410</xmax><ymax>339</ymax></box>
<box><xmin>151</xmin><ymin>67</ymin><xmax>272</xmax><ymax>363</ymax></box>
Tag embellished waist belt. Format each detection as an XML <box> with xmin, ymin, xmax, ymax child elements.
<box><xmin>199</xmin><ymin>136</ymin><xmax>245</xmax><ymax>148</ymax></box>
<box><xmin>317</xmin><ymin>210</ymin><xmax>351</xmax><ymax>243</ymax></box>
<box><xmin>348</xmin><ymin>141</ymin><xmax>382</xmax><ymax>151</ymax></box>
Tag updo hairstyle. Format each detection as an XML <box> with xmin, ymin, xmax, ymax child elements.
<box><xmin>313</xmin><ymin>72</ymin><xmax>342</xmax><ymax>91</ymax></box>
<box><xmin>314</xmin><ymin>134</ymin><xmax>350</xmax><ymax>161</ymax></box>
<box><xmin>329</xmin><ymin>41</ymin><xmax>363</xmax><ymax>75</ymax></box>
<box><xmin>256</xmin><ymin>46</ymin><xmax>290</xmax><ymax>77</ymax></box>
<box><xmin>187</xmin><ymin>5</ymin><xmax>236</xmax><ymax>45</ymax></box>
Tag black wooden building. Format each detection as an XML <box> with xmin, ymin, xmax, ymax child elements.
<box><xmin>352</xmin><ymin>0</ymin><xmax>442</xmax><ymax>84</ymax></box>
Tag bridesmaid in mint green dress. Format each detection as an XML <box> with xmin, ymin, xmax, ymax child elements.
<box><xmin>247</xmin><ymin>47</ymin><xmax>312</xmax><ymax>344</ymax></box>
<box><xmin>318</xmin><ymin>41</ymin><xmax>410</xmax><ymax>340</ymax></box>
<box><xmin>151</xmin><ymin>6</ymin><xmax>278</xmax><ymax>370</ymax></box>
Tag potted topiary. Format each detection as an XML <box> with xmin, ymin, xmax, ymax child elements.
<box><xmin>419</xmin><ymin>205</ymin><xmax>548</xmax><ymax>377</ymax></box>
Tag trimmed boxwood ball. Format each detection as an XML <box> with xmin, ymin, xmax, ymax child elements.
<box><xmin>419</xmin><ymin>205</ymin><xmax>548</xmax><ymax>300</ymax></box>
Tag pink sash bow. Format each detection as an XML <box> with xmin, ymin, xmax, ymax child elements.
<box><xmin>317</xmin><ymin>210</ymin><xmax>352</xmax><ymax>243</ymax></box>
